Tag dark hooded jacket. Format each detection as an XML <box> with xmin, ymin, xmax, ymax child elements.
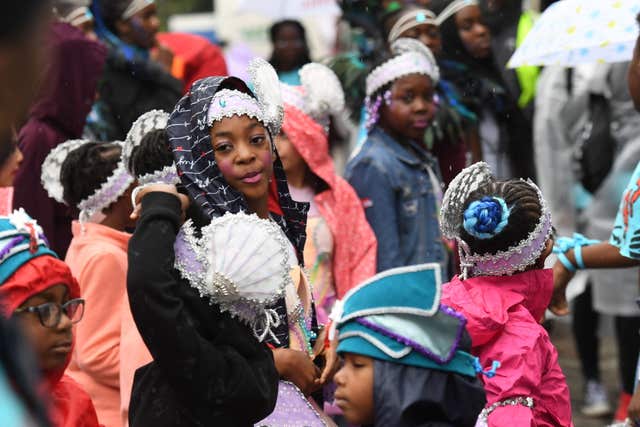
<box><xmin>127</xmin><ymin>77</ymin><xmax>310</xmax><ymax>426</ymax></box>
<box><xmin>372</xmin><ymin>331</ymin><xmax>486</xmax><ymax>427</ymax></box>
<box><xmin>13</xmin><ymin>23</ymin><xmax>107</xmax><ymax>257</ymax></box>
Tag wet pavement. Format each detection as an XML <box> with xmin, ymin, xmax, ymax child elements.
<box><xmin>552</xmin><ymin>316</ymin><xmax>620</xmax><ymax>427</ymax></box>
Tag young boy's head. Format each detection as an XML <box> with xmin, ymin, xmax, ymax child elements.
<box><xmin>0</xmin><ymin>210</ymin><xmax>82</xmax><ymax>377</ymax></box>
<box><xmin>333</xmin><ymin>264</ymin><xmax>486</xmax><ymax>426</ymax></box>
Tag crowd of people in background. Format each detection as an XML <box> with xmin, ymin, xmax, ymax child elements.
<box><xmin>1</xmin><ymin>0</ymin><xmax>640</xmax><ymax>426</ymax></box>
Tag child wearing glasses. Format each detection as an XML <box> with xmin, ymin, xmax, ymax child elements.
<box><xmin>0</xmin><ymin>209</ymin><xmax>100</xmax><ymax>427</ymax></box>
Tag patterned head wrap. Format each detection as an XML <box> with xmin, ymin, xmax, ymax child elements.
<box><xmin>167</xmin><ymin>72</ymin><xmax>308</xmax><ymax>259</ymax></box>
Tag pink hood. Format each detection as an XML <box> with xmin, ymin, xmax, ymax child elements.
<box><xmin>282</xmin><ymin>104</ymin><xmax>377</xmax><ymax>297</ymax></box>
<box><xmin>442</xmin><ymin>269</ymin><xmax>573</xmax><ymax>427</ymax></box>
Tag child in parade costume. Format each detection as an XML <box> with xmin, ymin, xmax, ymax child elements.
<box><xmin>332</xmin><ymin>263</ymin><xmax>486</xmax><ymax>426</ymax></box>
<box><xmin>40</xmin><ymin>135</ymin><xmax>148</xmax><ymax>427</ymax></box>
<box><xmin>276</xmin><ymin>63</ymin><xmax>377</xmax><ymax>323</ymax></box>
<box><xmin>0</xmin><ymin>209</ymin><xmax>100</xmax><ymax>427</ymax></box>
<box><xmin>127</xmin><ymin>59</ymin><xmax>335</xmax><ymax>426</ymax></box>
<box><xmin>345</xmin><ymin>38</ymin><xmax>447</xmax><ymax>273</ymax></box>
<box><xmin>439</xmin><ymin>162</ymin><xmax>573</xmax><ymax>426</ymax></box>
<box><xmin>383</xmin><ymin>5</ymin><xmax>480</xmax><ymax>185</ymax></box>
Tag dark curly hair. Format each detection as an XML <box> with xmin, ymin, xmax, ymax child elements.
<box><xmin>460</xmin><ymin>179</ymin><xmax>542</xmax><ymax>256</ymax></box>
<box><xmin>95</xmin><ymin>0</ymin><xmax>131</xmax><ymax>34</ymax></box>
<box><xmin>128</xmin><ymin>128</ymin><xmax>173</xmax><ymax>177</ymax></box>
<box><xmin>60</xmin><ymin>142</ymin><xmax>122</xmax><ymax>207</ymax></box>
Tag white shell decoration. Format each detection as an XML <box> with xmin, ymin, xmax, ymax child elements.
<box><xmin>174</xmin><ymin>211</ymin><xmax>295</xmax><ymax>342</ymax></box>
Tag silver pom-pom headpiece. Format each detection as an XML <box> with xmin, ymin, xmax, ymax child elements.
<box><xmin>122</xmin><ymin>109</ymin><xmax>170</xmax><ymax>173</ymax></box>
<box><xmin>41</xmin><ymin>139</ymin><xmax>92</xmax><ymax>205</ymax></box>
<box><xmin>207</xmin><ymin>58</ymin><xmax>284</xmax><ymax>137</ymax></box>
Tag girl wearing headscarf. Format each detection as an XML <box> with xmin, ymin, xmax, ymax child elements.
<box><xmin>0</xmin><ymin>209</ymin><xmax>100</xmax><ymax>427</ymax></box>
<box><xmin>127</xmin><ymin>59</ymin><xmax>334</xmax><ymax>425</ymax></box>
<box><xmin>430</xmin><ymin>0</ymin><xmax>535</xmax><ymax>180</ymax></box>
<box><xmin>87</xmin><ymin>0</ymin><xmax>182</xmax><ymax>141</ymax></box>
<box><xmin>276</xmin><ymin>63</ymin><xmax>377</xmax><ymax>323</ymax></box>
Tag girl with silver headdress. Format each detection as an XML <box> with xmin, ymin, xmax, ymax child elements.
<box><xmin>382</xmin><ymin>4</ymin><xmax>480</xmax><ymax>185</ymax></box>
<box><xmin>127</xmin><ymin>59</ymin><xmax>335</xmax><ymax>426</ymax></box>
<box><xmin>41</xmin><ymin>138</ymin><xmax>148</xmax><ymax>427</ymax></box>
<box><xmin>345</xmin><ymin>37</ymin><xmax>448</xmax><ymax>274</ymax></box>
<box><xmin>438</xmin><ymin>162</ymin><xmax>573</xmax><ymax>426</ymax></box>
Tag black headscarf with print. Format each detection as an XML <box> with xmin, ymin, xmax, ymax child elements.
<box><xmin>166</xmin><ymin>76</ymin><xmax>309</xmax><ymax>261</ymax></box>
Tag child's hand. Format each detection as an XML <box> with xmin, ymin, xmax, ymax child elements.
<box><xmin>272</xmin><ymin>348</ymin><xmax>321</xmax><ymax>395</ymax></box>
<box><xmin>550</xmin><ymin>260</ymin><xmax>573</xmax><ymax>316</ymax></box>
<box><xmin>313</xmin><ymin>328</ymin><xmax>339</xmax><ymax>385</ymax></box>
<box><xmin>130</xmin><ymin>184</ymin><xmax>190</xmax><ymax>222</ymax></box>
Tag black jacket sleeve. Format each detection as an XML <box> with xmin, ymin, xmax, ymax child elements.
<box><xmin>127</xmin><ymin>192</ymin><xmax>278</xmax><ymax>417</ymax></box>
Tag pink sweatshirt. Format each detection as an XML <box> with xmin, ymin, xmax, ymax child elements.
<box><xmin>65</xmin><ymin>222</ymin><xmax>152</xmax><ymax>427</ymax></box>
<box><xmin>442</xmin><ymin>269</ymin><xmax>573</xmax><ymax>427</ymax></box>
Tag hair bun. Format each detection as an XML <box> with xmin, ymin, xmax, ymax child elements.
<box><xmin>463</xmin><ymin>196</ymin><xmax>510</xmax><ymax>240</ymax></box>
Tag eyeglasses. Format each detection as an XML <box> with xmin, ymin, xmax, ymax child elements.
<box><xmin>14</xmin><ymin>298</ymin><xmax>85</xmax><ymax>328</ymax></box>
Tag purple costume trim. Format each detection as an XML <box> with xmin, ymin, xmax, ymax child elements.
<box><xmin>0</xmin><ymin>236</ymin><xmax>27</xmax><ymax>260</ymax></box>
<box><xmin>355</xmin><ymin>304</ymin><xmax>466</xmax><ymax>364</ymax></box>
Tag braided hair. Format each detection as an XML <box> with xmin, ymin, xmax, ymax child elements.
<box><xmin>128</xmin><ymin>128</ymin><xmax>173</xmax><ymax>178</ymax></box>
<box><xmin>460</xmin><ymin>179</ymin><xmax>542</xmax><ymax>256</ymax></box>
<box><xmin>60</xmin><ymin>142</ymin><xmax>122</xmax><ymax>207</ymax></box>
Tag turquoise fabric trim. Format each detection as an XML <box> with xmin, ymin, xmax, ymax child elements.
<box><xmin>337</xmin><ymin>333</ymin><xmax>477</xmax><ymax>378</ymax></box>
<box><xmin>339</xmin><ymin>264</ymin><xmax>441</xmax><ymax>323</ymax></box>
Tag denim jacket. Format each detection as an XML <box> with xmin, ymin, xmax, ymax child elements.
<box><xmin>345</xmin><ymin>127</ymin><xmax>447</xmax><ymax>273</ymax></box>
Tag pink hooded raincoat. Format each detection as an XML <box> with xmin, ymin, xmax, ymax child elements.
<box><xmin>441</xmin><ymin>269</ymin><xmax>573</xmax><ymax>427</ymax></box>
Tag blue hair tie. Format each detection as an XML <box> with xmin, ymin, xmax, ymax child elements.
<box><xmin>463</xmin><ymin>196</ymin><xmax>510</xmax><ymax>240</ymax></box>
<box><xmin>473</xmin><ymin>358</ymin><xmax>501</xmax><ymax>378</ymax></box>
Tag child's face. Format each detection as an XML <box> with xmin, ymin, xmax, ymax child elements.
<box><xmin>14</xmin><ymin>284</ymin><xmax>74</xmax><ymax>373</ymax></box>
<box><xmin>210</xmin><ymin>115</ymin><xmax>274</xmax><ymax>205</ymax></box>
<box><xmin>274</xmin><ymin>131</ymin><xmax>307</xmax><ymax>182</ymax></box>
<box><xmin>455</xmin><ymin>5</ymin><xmax>491</xmax><ymax>59</ymax></box>
<box><xmin>379</xmin><ymin>74</ymin><xmax>436</xmax><ymax>143</ymax></box>
<box><xmin>334</xmin><ymin>353</ymin><xmax>375</xmax><ymax>425</ymax></box>
<box><xmin>400</xmin><ymin>23</ymin><xmax>442</xmax><ymax>56</ymax></box>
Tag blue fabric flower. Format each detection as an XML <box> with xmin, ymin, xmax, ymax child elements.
<box><xmin>463</xmin><ymin>197</ymin><xmax>510</xmax><ymax>240</ymax></box>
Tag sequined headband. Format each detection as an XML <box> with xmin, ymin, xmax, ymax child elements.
<box><xmin>42</xmin><ymin>140</ymin><xmax>134</xmax><ymax>225</ymax></box>
<box><xmin>366</xmin><ymin>37</ymin><xmax>439</xmax><ymax>97</ymax></box>
<box><xmin>440</xmin><ymin>162</ymin><xmax>553</xmax><ymax>278</ymax></box>
<box><xmin>388</xmin><ymin>8</ymin><xmax>438</xmax><ymax>43</ymax></box>
<box><xmin>207</xmin><ymin>90</ymin><xmax>265</xmax><ymax>128</ymax></box>
<box><xmin>77</xmin><ymin>142</ymin><xmax>134</xmax><ymax>224</ymax></box>
<box><xmin>436</xmin><ymin>0</ymin><xmax>479</xmax><ymax>25</ymax></box>
<box><xmin>122</xmin><ymin>0</ymin><xmax>154</xmax><ymax>20</ymax></box>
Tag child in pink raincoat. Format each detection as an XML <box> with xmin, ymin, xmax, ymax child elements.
<box><xmin>438</xmin><ymin>162</ymin><xmax>573</xmax><ymax>427</ymax></box>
